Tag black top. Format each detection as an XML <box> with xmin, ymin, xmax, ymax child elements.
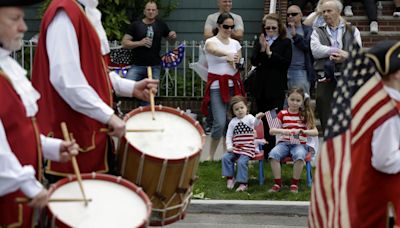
<box><xmin>125</xmin><ymin>19</ymin><xmax>170</xmax><ymax>66</ymax></box>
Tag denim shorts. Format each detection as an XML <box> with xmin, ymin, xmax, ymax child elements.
<box><xmin>268</xmin><ymin>141</ymin><xmax>308</xmax><ymax>161</ymax></box>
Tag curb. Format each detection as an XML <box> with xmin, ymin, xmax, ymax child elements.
<box><xmin>188</xmin><ymin>200</ymin><xmax>309</xmax><ymax>216</ymax></box>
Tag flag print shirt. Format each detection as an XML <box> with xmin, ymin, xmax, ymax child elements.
<box><xmin>226</xmin><ymin>114</ymin><xmax>260</xmax><ymax>158</ymax></box>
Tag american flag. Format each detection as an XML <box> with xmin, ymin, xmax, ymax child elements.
<box><xmin>289</xmin><ymin>134</ymin><xmax>301</xmax><ymax>144</ymax></box>
<box><xmin>308</xmin><ymin>43</ymin><xmax>399</xmax><ymax>227</ymax></box>
<box><xmin>232</xmin><ymin>122</ymin><xmax>256</xmax><ymax>158</ymax></box>
<box><xmin>265</xmin><ymin>108</ymin><xmax>281</xmax><ymax>129</ymax></box>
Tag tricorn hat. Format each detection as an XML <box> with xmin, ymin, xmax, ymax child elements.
<box><xmin>366</xmin><ymin>40</ymin><xmax>400</xmax><ymax>76</ymax></box>
<box><xmin>0</xmin><ymin>0</ymin><xmax>43</xmax><ymax>7</ymax></box>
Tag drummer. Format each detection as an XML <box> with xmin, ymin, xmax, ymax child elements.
<box><xmin>0</xmin><ymin>0</ymin><xmax>79</xmax><ymax>227</ymax></box>
<box><xmin>31</xmin><ymin>0</ymin><xmax>159</xmax><ymax>181</ymax></box>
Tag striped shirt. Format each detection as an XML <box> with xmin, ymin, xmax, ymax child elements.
<box><xmin>277</xmin><ymin>110</ymin><xmax>307</xmax><ymax>144</ymax></box>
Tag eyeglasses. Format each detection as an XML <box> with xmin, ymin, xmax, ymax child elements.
<box><xmin>222</xmin><ymin>24</ymin><xmax>235</xmax><ymax>30</ymax></box>
<box><xmin>287</xmin><ymin>12</ymin><xmax>300</xmax><ymax>17</ymax></box>
<box><xmin>264</xmin><ymin>26</ymin><xmax>278</xmax><ymax>31</ymax></box>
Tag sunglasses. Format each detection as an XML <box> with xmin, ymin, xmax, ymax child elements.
<box><xmin>287</xmin><ymin>12</ymin><xmax>300</xmax><ymax>17</ymax></box>
<box><xmin>222</xmin><ymin>24</ymin><xmax>235</xmax><ymax>30</ymax></box>
<box><xmin>264</xmin><ymin>26</ymin><xmax>278</xmax><ymax>31</ymax></box>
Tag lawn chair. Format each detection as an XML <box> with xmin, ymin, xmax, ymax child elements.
<box><xmin>273</xmin><ymin>135</ymin><xmax>318</xmax><ymax>188</ymax></box>
<box><xmin>252</xmin><ymin>120</ymin><xmax>266</xmax><ymax>185</ymax></box>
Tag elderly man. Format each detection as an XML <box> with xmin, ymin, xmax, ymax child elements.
<box><xmin>204</xmin><ymin>0</ymin><xmax>244</xmax><ymax>41</ymax></box>
<box><xmin>0</xmin><ymin>0</ymin><xmax>79</xmax><ymax>226</ymax></box>
<box><xmin>31</xmin><ymin>0</ymin><xmax>158</xmax><ymax>180</ymax></box>
<box><xmin>286</xmin><ymin>4</ymin><xmax>315</xmax><ymax>94</ymax></box>
<box><xmin>310</xmin><ymin>0</ymin><xmax>362</xmax><ymax>133</ymax></box>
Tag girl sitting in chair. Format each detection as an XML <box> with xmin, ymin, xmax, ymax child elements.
<box><xmin>222</xmin><ymin>96</ymin><xmax>263</xmax><ymax>192</ymax></box>
<box><xmin>268</xmin><ymin>87</ymin><xmax>318</xmax><ymax>193</ymax></box>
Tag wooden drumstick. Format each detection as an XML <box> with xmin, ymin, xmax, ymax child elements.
<box><xmin>100</xmin><ymin>128</ymin><xmax>164</xmax><ymax>133</ymax></box>
<box><xmin>147</xmin><ymin>66</ymin><xmax>156</xmax><ymax>120</ymax></box>
<box><xmin>15</xmin><ymin>197</ymin><xmax>93</xmax><ymax>204</ymax></box>
<box><xmin>60</xmin><ymin>122</ymin><xmax>89</xmax><ymax>206</ymax></box>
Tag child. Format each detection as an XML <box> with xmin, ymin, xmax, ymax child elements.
<box><xmin>222</xmin><ymin>96</ymin><xmax>263</xmax><ymax>192</ymax></box>
<box><xmin>268</xmin><ymin>87</ymin><xmax>318</xmax><ymax>193</ymax></box>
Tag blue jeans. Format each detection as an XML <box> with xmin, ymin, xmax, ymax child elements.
<box><xmin>209</xmin><ymin>88</ymin><xmax>232</xmax><ymax>139</ymax></box>
<box><xmin>287</xmin><ymin>69</ymin><xmax>310</xmax><ymax>94</ymax></box>
<box><xmin>222</xmin><ymin>152</ymin><xmax>251</xmax><ymax>183</ymax></box>
<box><xmin>126</xmin><ymin>65</ymin><xmax>161</xmax><ymax>106</ymax></box>
<box><xmin>268</xmin><ymin>141</ymin><xmax>307</xmax><ymax>161</ymax></box>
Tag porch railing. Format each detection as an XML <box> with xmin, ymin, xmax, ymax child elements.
<box><xmin>13</xmin><ymin>40</ymin><xmax>254</xmax><ymax>98</ymax></box>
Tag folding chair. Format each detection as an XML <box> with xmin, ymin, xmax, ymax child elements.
<box><xmin>252</xmin><ymin>121</ymin><xmax>266</xmax><ymax>185</ymax></box>
<box><xmin>276</xmin><ymin>136</ymin><xmax>318</xmax><ymax>187</ymax></box>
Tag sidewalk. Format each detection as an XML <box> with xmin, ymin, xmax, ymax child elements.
<box><xmin>188</xmin><ymin>200</ymin><xmax>309</xmax><ymax>216</ymax></box>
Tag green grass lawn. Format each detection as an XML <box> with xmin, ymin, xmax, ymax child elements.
<box><xmin>192</xmin><ymin>160</ymin><xmax>312</xmax><ymax>201</ymax></box>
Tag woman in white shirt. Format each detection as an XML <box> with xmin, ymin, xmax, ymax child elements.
<box><xmin>201</xmin><ymin>12</ymin><xmax>244</xmax><ymax>161</ymax></box>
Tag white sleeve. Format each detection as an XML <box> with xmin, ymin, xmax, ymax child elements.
<box><xmin>40</xmin><ymin>135</ymin><xmax>62</xmax><ymax>162</ymax></box>
<box><xmin>353</xmin><ymin>27</ymin><xmax>362</xmax><ymax>48</ymax></box>
<box><xmin>47</xmin><ymin>10</ymin><xmax>114</xmax><ymax>124</ymax></box>
<box><xmin>235</xmin><ymin>15</ymin><xmax>244</xmax><ymax>31</ymax></box>
<box><xmin>310</xmin><ymin>29</ymin><xmax>332</xmax><ymax>59</ymax></box>
<box><xmin>371</xmin><ymin>116</ymin><xmax>400</xmax><ymax>174</ymax></box>
<box><xmin>0</xmin><ymin>120</ymin><xmax>43</xmax><ymax>198</ymax></box>
<box><xmin>225</xmin><ymin>119</ymin><xmax>236</xmax><ymax>151</ymax></box>
<box><xmin>108</xmin><ymin>71</ymin><xmax>135</xmax><ymax>97</ymax></box>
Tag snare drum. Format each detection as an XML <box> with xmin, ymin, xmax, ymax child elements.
<box><xmin>47</xmin><ymin>173</ymin><xmax>151</xmax><ymax>228</ymax></box>
<box><xmin>117</xmin><ymin>106</ymin><xmax>205</xmax><ymax>226</ymax></box>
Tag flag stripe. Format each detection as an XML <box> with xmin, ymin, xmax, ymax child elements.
<box><xmin>340</xmin><ymin>131</ymin><xmax>351</xmax><ymax>228</ymax></box>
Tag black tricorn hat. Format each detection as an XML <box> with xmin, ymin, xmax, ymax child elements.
<box><xmin>366</xmin><ymin>40</ymin><xmax>400</xmax><ymax>76</ymax></box>
<box><xmin>0</xmin><ymin>0</ymin><xmax>43</xmax><ymax>6</ymax></box>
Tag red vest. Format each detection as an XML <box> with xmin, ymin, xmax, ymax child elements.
<box><xmin>347</xmin><ymin>101</ymin><xmax>400</xmax><ymax>227</ymax></box>
<box><xmin>31</xmin><ymin>0</ymin><xmax>113</xmax><ymax>176</ymax></box>
<box><xmin>0</xmin><ymin>73</ymin><xmax>42</xmax><ymax>227</ymax></box>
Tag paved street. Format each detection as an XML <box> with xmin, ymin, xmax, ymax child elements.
<box><xmin>165</xmin><ymin>213</ymin><xmax>308</xmax><ymax>228</ymax></box>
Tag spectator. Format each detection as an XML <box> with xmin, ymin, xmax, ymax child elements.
<box><xmin>203</xmin><ymin>0</ymin><xmax>244</xmax><ymax>134</ymax></box>
<box><xmin>250</xmin><ymin>13</ymin><xmax>292</xmax><ymax>154</ymax></box>
<box><xmin>31</xmin><ymin>0</ymin><xmax>158</xmax><ymax>181</ymax></box>
<box><xmin>121</xmin><ymin>0</ymin><xmax>176</xmax><ymax>105</ymax></box>
<box><xmin>201</xmin><ymin>12</ymin><xmax>244</xmax><ymax>161</ymax></box>
<box><xmin>0</xmin><ymin>0</ymin><xmax>78</xmax><ymax>226</ymax></box>
<box><xmin>204</xmin><ymin>0</ymin><xmax>244</xmax><ymax>41</ymax></box>
<box><xmin>348</xmin><ymin>40</ymin><xmax>400</xmax><ymax>227</ymax></box>
<box><xmin>289</xmin><ymin>0</ymin><xmax>319</xmax><ymax>11</ymax></box>
<box><xmin>286</xmin><ymin>4</ymin><xmax>316</xmax><ymax>95</ymax></box>
<box><xmin>268</xmin><ymin>87</ymin><xmax>318</xmax><ymax>193</ymax></box>
<box><xmin>342</xmin><ymin>0</ymin><xmax>379</xmax><ymax>34</ymax></box>
<box><xmin>394</xmin><ymin>0</ymin><xmax>400</xmax><ymax>17</ymax></box>
<box><xmin>303</xmin><ymin>0</ymin><xmax>331</xmax><ymax>27</ymax></box>
<box><xmin>222</xmin><ymin>96</ymin><xmax>263</xmax><ymax>192</ymax></box>
<box><xmin>310</xmin><ymin>0</ymin><xmax>362</xmax><ymax>133</ymax></box>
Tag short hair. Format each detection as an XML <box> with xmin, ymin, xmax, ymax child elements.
<box><xmin>322</xmin><ymin>0</ymin><xmax>343</xmax><ymax>13</ymax></box>
<box><xmin>262</xmin><ymin>13</ymin><xmax>287</xmax><ymax>39</ymax></box>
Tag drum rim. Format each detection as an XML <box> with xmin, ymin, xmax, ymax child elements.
<box><xmin>47</xmin><ymin>173</ymin><xmax>152</xmax><ymax>228</ymax></box>
<box><xmin>124</xmin><ymin>105</ymin><xmax>206</xmax><ymax>162</ymax></box>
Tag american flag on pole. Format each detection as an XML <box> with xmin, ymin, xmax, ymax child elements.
<box><xmin>265</xmin><ymin>108</ymin><xmax>281</xmax><ymax>129</ymax></box>
<box><xmin>308</xmin><ymin>42</ymin><xmax>400</xmax><ymax>227</ymax></box>
<box><xmin>232</xmin><ymin>122</ymin><xmax>256</xmax><ymax>157</ymax></box>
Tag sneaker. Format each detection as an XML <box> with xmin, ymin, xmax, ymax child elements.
<box><xmin>370</xmin><ymin>21</ymin><xmax>378</xmax><ymax>34</ymax></box>
<box><xmin>236</xmin><ymin>184</ymin><xmax>248</xmax><ymax>192</ymax></box>
<box><xmin>268</xmin><ymin>184</ymin><xmax>281</xmax><ymax>193</ymax></box>
<box><xmin>227</xmin><ymin>178</ymin><xmax>235</xmax><ymax>189</ymax></box>
<box><xmin>344</xmin><ymin>6</ymin><xmax>353</xmax><ymax>17</ymax></box>
<box><xmin>394</xmin><ymin>11</ymin><xmax>400</xmax><ymax>17</ymax></box>
<box><xmin>290</xmin><ymin>184</ymin><xmax>299</xmax><ymax>193</ymax></box>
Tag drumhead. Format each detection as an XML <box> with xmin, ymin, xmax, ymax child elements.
<box><xmin>48</xmin><ymin>179</ymin><xmax>148</xmax><ymax>228</ymax></box>
<box><xmin>125</xmin><ymin>110</ymin><xmax>202</xmax><ymax>159</ymax></box>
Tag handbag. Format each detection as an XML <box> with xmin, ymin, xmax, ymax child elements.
<box><xmin>109</xmin><ymin>47</ymin><xmax>134</xmax><ymax>65</ymax></box>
